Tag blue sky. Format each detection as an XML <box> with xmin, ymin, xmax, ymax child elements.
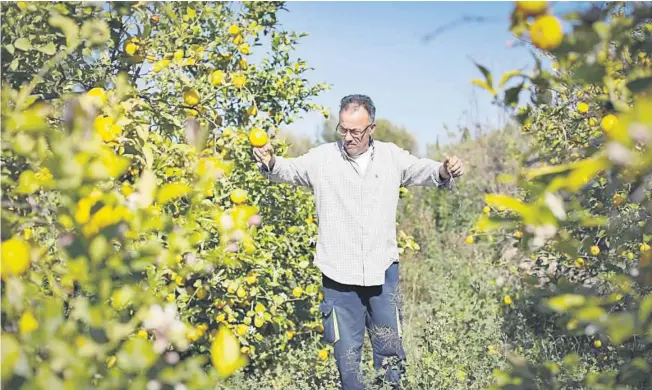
<box><xmin>275</xmin><ymin>1</ymin><xmax>591</xmax><ymax>154</ymax></box>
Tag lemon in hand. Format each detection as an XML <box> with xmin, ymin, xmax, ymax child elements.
<box><xmin>249</xmin><ymin>128</ymin><xmax>268</xmax><ymax>147</ymax></box>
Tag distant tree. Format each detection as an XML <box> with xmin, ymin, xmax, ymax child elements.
<box><xmin>461</xmin><ymin>127</ymin><xmax>471</xmax><ymax>142</ymax></box>
<box><xmin>318</xmin><ymin>117</ymin><xmax>418</xmax><ymax>154</ymax></box>
<box><xmin>276</xmin><ymin>129</ymin><xmax>314</xmax><ymax>157</ymax></box>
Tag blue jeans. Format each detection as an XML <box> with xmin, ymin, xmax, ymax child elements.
<box><xmin>320</xmin><ymin>262</ymin><xmax>406</xmax><ymax>390</ymax></box>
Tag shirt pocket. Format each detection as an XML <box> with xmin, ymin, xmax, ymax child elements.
<box><xmin>319</xmin><ymin>299</ymin><xmax>340</xmax><ymax>344</ymax></box>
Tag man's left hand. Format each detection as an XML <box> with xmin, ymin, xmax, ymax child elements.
<box><xmin>440</xmin><ymin>155</ymin><xmax>464</xmax><ymax>180</ymax></box>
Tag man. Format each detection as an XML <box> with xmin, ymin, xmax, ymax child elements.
<box><xmin>252</xmin><ymin>94</ymin><xmax>464</xmax><ymax>389</ymax></box>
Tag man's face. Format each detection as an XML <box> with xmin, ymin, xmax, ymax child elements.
<box><xmin>338</xmin><ymin>108</ymin><xmax>375</xmax><ymax>156</ymax></box>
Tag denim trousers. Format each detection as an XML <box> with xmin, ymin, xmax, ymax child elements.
<box><xmin>320</xmin><ymin>262</ymin><xmax>407</xmax><ymax>390</ymax></box>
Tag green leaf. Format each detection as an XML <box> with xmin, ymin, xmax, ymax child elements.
<box><xmin>498</xmin><ymin>70</ymin><xmax>522</xmax><ymax>88</ymax></box>
<box><xmin>14</xmin><ymin>37</ymin><xmax>32</xmax><ymax>51</ymax></box>
<box><xmin>606</xmin><ymin>312</ymin><xmax>635</xmax><ymax>344</ymax></box>
<box><xmin>504</xmin><ymin>83</ymin><xmax>524</xmax><ymax>107</ymax></box>
<box><xmin>638</xmin><ymin>295</ymin><xmax>652</xmax><ymax>322</ymax></box>
<box><xmin>142</xmin><ymin>143</ymin><xmax>154</xmax><ymax>168</ymax></box>
<box><xmin>116</xmin><ymin>338</ymin><xmax>158</xmax><ymax>372</ymax></box>
<box><xmin>156</xmin><ymin>182</ymin><xmax>192</xmax><ymax>205</ymax></box>
<box><xmin>471</xmin><ymin>79</ymin><xmax>496</xmax><ymax>96</ymax></box>
<box><xmin>626</xmin><ymin>77</ymin><xmax>652</xmax><ymax>94</ymax></box>
<box><xmin>36</xmin><ymin>42</ymin><xmax>57</xmax><ymax>56</ymax></box>
<box><xmin>581</xmin><ymin>215</ymin><xmax>609</xmax><ymax>227</ymax></box>
<box><xmin>472</xmin><ymin>60</ymin><xmax>493</xmax><ymax>90</ymax></box>
<box><xmin>49</xmin><ymin>14</ymin><xmax>80</xmax><ymax>50</ymax></box>
<box><xmin>5</xmin><ymin>44</ymin><xmax>15</xmax><ymax>55</ymax></box>
<box><xmin>574</xmin><ymin>306</ymin><xmax>607</xmax><ymax>322</ymax></box>
<box><xmin>573</xmin><ymin>63</ymin><xmax>606</xmax><ymax>84</ymax></box>
<box><xmin>547</xmin><ymin>294</ymin><xmax>586</xmax><ymax>312</ymax></box>
<box><xmin>17</xmin><ymin>170</ymin><xmax>40</xmax><ymax>194</ymax></box>
<box><xmin>593</xmin><ymin>21</ymin><xmax>610</xmax><ymax>40</ymax></box>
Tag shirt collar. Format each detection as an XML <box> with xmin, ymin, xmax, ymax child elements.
<box><xmin>338</xmin><ymin>136</ymin><xmax>376</xmax><ymax>161</ymax></box>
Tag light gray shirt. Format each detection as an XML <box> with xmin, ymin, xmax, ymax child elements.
<box><xmin>258</xmin><ymin>138</ymin><xmax>451</xmax><ymax>286</ymax></box>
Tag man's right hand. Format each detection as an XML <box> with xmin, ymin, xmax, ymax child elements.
<box><xmin>252</xmin><ymin>142</ymin><xmax>275</xmax><ymax>169</ymax></box>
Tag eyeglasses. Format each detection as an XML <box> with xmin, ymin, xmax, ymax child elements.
<box><xmin>336</xmin><ymin>123</ymin><xmax>373</xmax><ymax>137</ymax></box>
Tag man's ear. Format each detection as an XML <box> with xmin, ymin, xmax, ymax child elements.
<box><xmin>369</xmin><ymin>123</ymin><xmax>376</xmax><ymax>135</ymax></box>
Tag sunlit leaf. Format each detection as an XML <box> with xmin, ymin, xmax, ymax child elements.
<box><xmin>48</xmin><ymin>14</ymin><xmax>80</xmax><ymax>50</ymax></box>
<box><xmin>547</xmin><ymin>294</ymin><xmax>586</xmax><ymax>312</ymax></box>
<box><xmin>14</xmin><ymin>37</ymin><xmax>32</xmax><ymax>51</ymax></box>
<box><xmin>156</xmin><ymin>182</ymin><xmax>192</xmax><ymax>205</ymax></box>
<box><xmin>211</xmin><ymin>325</ymin><xmax>248</xmax><ymax>378</ymax></box>
<box><xmin>606</xmin><ymin>312</ymin><xmax>635</xmax><ymax>344</ymax></box>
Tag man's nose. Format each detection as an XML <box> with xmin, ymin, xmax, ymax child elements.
<box><xmin>344</xmin><ymin>132</ymin><xmax>354</xmax><ymax>142</ymax></box>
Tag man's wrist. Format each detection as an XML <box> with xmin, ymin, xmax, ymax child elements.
<box><xmin>439</xmin><ymin>165</ymin><xmax>450</xmax><ymax>181</ymax></box>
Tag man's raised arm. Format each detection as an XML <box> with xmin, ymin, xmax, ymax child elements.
<box><xmin>253</xmin><ymin>142</ymin><xmax>316</xmax><ymax>188</ymax></box>
<box><xmin>391</xmin><ymin>144</ymin><xmax>464</xmax><ymax>187</ymax></box>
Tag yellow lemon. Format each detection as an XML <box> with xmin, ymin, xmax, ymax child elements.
<box><xmin>600</xmin><ymin>114</ymin><xmax>618</xmax><ymax>133</ymax></box>
<box><xmin>230</xmin><ymin>189</ymin><xmax>247</xmax><ymax>204</ymax></box>
<box><xmin>245</xmin><ymin>273</ymin><xmax>257</xmax><ymax>285</ymax></box>
<box><xmin>18</xmin><ymin>311</ymin><xmax>39</xmax><ymax>334</ymax></box>
<box><xmin>236</xmin><ymin>287</ymin><xmax>246</xmax><ymax>298</ymax></box>
<box><xmin>137</xmin><ymin>330</ymin><xmax>148</xmax><ymax>339</ymax></box>
<box><xmin>183</xmin><ymin>89</ymin><xmax>200</xmax><ymax>106</ymax></box>
<box><xmin>88</xmin><ymin>88</ymin><xmax>107</xmax><ymax>106</ymax></box>
<box><xmin>529</xmin><ymin>15</ymin><xmax>563</xmax><ymax>51</ymax></box>
<box><xmin>504</xmin><ymin>296</ymin><xmax>513</xmax><ymax>305</ymax></box>
<box><xmin>465</xmin><ymin>235</ymin><xmax>475</xmax><ymax>244</ymax></box>
<box><xmin>124</xmin><ymin>41</ymin><xmax>138</xmax><ymax>56</ymax></box>
<box><xmin>211</xmin><ymin>325</ymin><xmax>248</xmax><ymax>377</ymax></box>
<box><xmin>196</xmin><ymin>287</ymin><xmax>208</xmax><ymax>300</ymax></box>
<box><xmin>515</xmin><ymin>1</ymin><xmax>548</xmax><ymax>16</ymax></box>
<box><xmin>641</xmin><ymin>243</ymin><xmax>651</xmax><ymax>252</ymax></box>
<box><xmin>292</xmin><ymin>287</ymin><xmax>303</xmax><ymax>298</ymax></box>
<box><xmin>1</xmin><ymin>238</ymin><xmax>31</xmax><ymax>281</ymax></box>
<box><xmin>574</xmin><ymin>258</ymin><xmax>585</xmax><ymax>268</ymax></box>
<box><xmin>590</xmin><ymin>245</ymin><xmax>600</xmax><ymax>256</ymax></box>
<box><xmin>174</xmin><ymin>49</ymin><xmax>184</xmax><ymax>61</ymax></box>
<box><xmin>211</xmin><ymin>70</ymin><xmax>225</xmax><ymax>86</ymax></box>
<box><xmin>588</xmin><ymin>117</ymin><xmax>598</xmax><ymax>127</ymax></box>
<box><xmin>247</xmin><ymin>105</ymin><xmax>258</xmax><ymax>117</ymax></box>
<box><xmin>318</xmin><ymin>349</ymin><xmax>329</xmax><ymax>361</ymax></box>
<box><xmin>482</xmin><ymin>206</ymin><xmax>491</xmax><ymax>215</ymax></box>
<box><xmin>594</xmin><ymin>339</ymin><xmax>602</xmax><ymax>348</ymax></box>
<box><xmin>232</xmin><ymin>73</ymin><xmax>247</xmax><ymax>89</ymax></box>
<box><xmin>249</xmin><ymin>128</ymin><xmax>268</xmax><ymax>147</ymax></box>
<box><xmin>513</xmin><ymin>231</ymin><xmax>523</xmax><ymax>239</ymax></box>
<box><xmin>236</xmin><ymin>324</ymin><xmax>248</xmax><ymax>336</ymax></box>
<box><xmin>254</xmin><ymin>316</ymin><xmax>264</xmax><ymax>328</ymax></box>
<box><xmin>238</xmin><ymin>43</ymin><xmax>250</xmax><ymax>55</ymax></box>
<box><xmin>107</xmin><ymin>355</ymin><xmax>117</xmax><ymax>368</ymax></box>
<box><xmin>228</xmin><ymin>24</ymin><xmax>240</xmax><ymax>36</ymax></box>
<box><xmin>576</xmin><ymin>102</ymin><xmax>589</xmax><ymax>113</ymax></box>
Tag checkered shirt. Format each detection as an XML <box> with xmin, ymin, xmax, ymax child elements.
<box><xmin>259</xmin><ymin>138</ymin><xmax>451</xmax><ymax>286</ymax></box>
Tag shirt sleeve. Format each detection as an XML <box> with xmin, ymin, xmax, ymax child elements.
<box><xmin>258</xmin><ymin>148</ymin><xmax>317</xmax><ymax>188</ymax></box>
<box><xmin>392</xmin><ymin>144</ymin><xmax>452</xmax><ymax>188</ymax></box>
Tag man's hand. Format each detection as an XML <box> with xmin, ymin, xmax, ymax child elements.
<box><xmin>252</xmin><ymin>142</ymin><xmax>275</xmax><ymax>169</ymax></box>
<box><xmin>439</xmin><ymin>154</ymin><xmax>464</xmax><ymax>180</ymax></box>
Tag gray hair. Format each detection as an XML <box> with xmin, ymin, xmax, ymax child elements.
<box><xmin>339</xmin><ymin>94</ymin><xmax>375</xmax><ymax>123</ymax></box>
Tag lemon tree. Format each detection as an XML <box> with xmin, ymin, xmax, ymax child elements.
<box><xmin>468</xmin><ymin>2</ymin><xmax>652</xmax><ymax>388</ymax></box>
<box><xmin>0</xmin><ymin>1</ymin><xmax>338</xmax><ymax>388</ymax></box>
